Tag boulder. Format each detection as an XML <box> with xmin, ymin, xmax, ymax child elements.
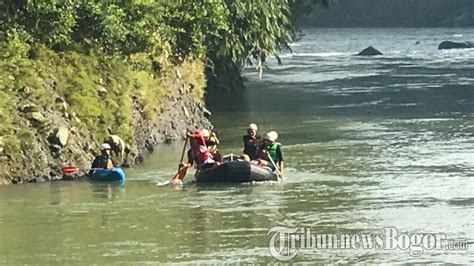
<box><xmin>55</xmin><ymin>96</ymin><xmax>65</xmax><ymax>103</ymax></box>
<box><xmin>145</xmin><ymin>139</ymin><xmax>154</xmax><ymax>152</ymax></box>
<box><xmin>135</xmin><ymin>154</ymin><xmax>145</xmax><ymax>164</ymax></box>
<box><xmin>83</xmin><ymin>142</ymin><xmax>93</xmax><ymax>153</ymax></box>
<box><xmin>19</xmin><ymin>103</ymin><xmax>39</xmax><ymax>113</ymax></box>
<box><xmin>357</xmin><ymin>46</ymin><xmax>383</xmax><ymax>56</ymax></box>
<box><xmin>70</xmin><ymin>127</ymin><xmax>78</xmax><ymax>135</ymax></box>
<box><xmin>62</xmin><ymin>170</ymin><xmax>86</xmax><ymax>181</ymax></box>
<box><xmin>56</xmin><ymin>127</ymin><xmax>69</xmax><ymax>146</ymax></box>
<box><xmin>19</xmin><ymin>86</ymin><xmax>32</xmax><ymax>96</ymax></box>
<box><xmin>121</xmin><ymin>158</ymin><xmax>131</xmax><ymax>168</ymax></box>
<box><xmin>27</xmin><ymin>112</ymin><xmax>49</xmax><ymax>127</ymax></box>
<box><xmin>48</xmin><ymin>127</ymin><xmax>69</xmax><ymax>147</ymax></box>
<box><xmin>59</xmin><ymin>102</ymin><xmax>69</xmax><ymax>111</ymax></box>
<box><xmin>97</xmin><ymin>86</ymin><xmax>107</xmax><ymax>96</ymax></box>
<box><xmin>55</xmin><ymin>97</ymin><xmax>69</xmax><ymax>111</ymax></box>
<box><xmin>69</xmin><ymin>112</ymin><xmax>81</xmax><ymax>123</ymax></box>
<box><xmin>105</xmin><ymin>135</ymin><xmax>126</xmax><ymax>157</ymax></box>
<box><xmin>438</xmin><ymin>41</ymin><xmax>474</xmax><ymax>50</ymax></box>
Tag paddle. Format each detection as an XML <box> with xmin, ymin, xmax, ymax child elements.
<box><xmin>178</xmin><ymin>134</ymin><xmax>189</xmax><ymax>171</ymax></box>
<box><xmin>266</xmin><ymin>153</ymin><xmax>283</xmax><ymax>180</ymax></box>
<box><xmin>172</xmin><ymin>134</ymin><xmax>189</xmax><ymax>181</ymax></box>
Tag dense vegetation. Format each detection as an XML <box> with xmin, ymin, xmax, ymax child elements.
<box><xmin>1</xmin><ymin>0</ymin><xmax>329</xmax><ymax>69</ymax></box>
<box><xmin>0</xmin><ymin>0</ymin><xmax>328</xmax><ymax>175</ymax></box>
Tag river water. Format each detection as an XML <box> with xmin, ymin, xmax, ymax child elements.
<box><xmin>1</xmin><ymin>28</ymin><xmax>473</xmax><ymax>264</ymax></box>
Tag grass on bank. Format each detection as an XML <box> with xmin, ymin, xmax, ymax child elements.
<box><xmin>0</xmin><ymin>41</ymin><xmax>206</xmax><ymax>164</ymax></box>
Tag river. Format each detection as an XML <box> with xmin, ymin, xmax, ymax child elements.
<box><xmin>0</xmin><ymin>28</ymin><xmax>473</xmax><ymax>264</ymax></box>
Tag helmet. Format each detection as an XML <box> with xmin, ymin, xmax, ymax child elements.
<box><xmin>100</xmin><ymin>143</ymin><xmax>112</xmax><ymax>151</ymax></box>
<box><xmin>201</xmin><ymin>129</ymin><xmax>210</xmax><ymax>139</ymax></box>
<box><xmin>248</xmin><ymin>123</ymin><xmax>258</xmax><ymax>131</ymax></box>
<box><xmin>264</xmin><ymin>131</ymin><xmax>278</xmax><ymax>142</ymax></box>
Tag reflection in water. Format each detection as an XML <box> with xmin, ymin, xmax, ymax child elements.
<box><xmin>91</xmin><ymin>182</ymin><xmax>126</xmax><ymax>201</ymax></box>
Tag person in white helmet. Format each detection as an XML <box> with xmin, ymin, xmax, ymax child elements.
<box><xmin>257</xmin><ymin>131</ymin><xmax>284</xmax><ymax>176</ymax></box>
<box><xmin>202</xmin><ymin>129</ymin><xmax>220</xmax><ymax>154</ymax></box>
<box><xmin>242</xmin><ymin>123</ymin><xmax>262</xmax><ymax>160</ymax></box>
<box><xmin>90</xmin><ymin>143</ymin><xmax>119</xmax><ymax>174</ymax></box>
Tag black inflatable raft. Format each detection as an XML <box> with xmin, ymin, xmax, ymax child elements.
<box><xmin>195</xmin><ymin>160</ymin><xmax>278</xmax><ymax>183</ymax></box>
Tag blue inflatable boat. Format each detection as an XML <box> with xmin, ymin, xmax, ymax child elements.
<box><xmin>89</xmin><ymin>167</ymin><xmax>126</xmax><ymax>182</ymax></box>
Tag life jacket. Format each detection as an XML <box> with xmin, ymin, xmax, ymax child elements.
<box><xmin>266</xmin><ymin>142</ymin><xmax>281</xmax><ymax>163</ymax></box>
<box><xmin>92</xmin><ymin>155</ymin><xmax>114</xmax><ymax>169</ymax></box>
<box><xmin>190</xmin><ymin>131</ymin><xmax>212</xmax><ymax>164</ymax></box>
<box><xmin>106</xmin><ymin>159</ymin><xmax>114</xmax><ymax>169</ymax></box>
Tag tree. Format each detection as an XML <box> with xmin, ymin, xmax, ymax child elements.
<box><xmin>205</xmin><ymin>0</ymin><xmax>331</xmax><ymax>90</ymax></box>
<box><xmin>0</xmin><ymin>0</ymin><xmax>330</xmax><ymax>89</ymax></box>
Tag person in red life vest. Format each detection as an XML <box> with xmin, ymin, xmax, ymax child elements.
<box><xmin>172</xmin><ymin>130</ymin><xmax>216</xmax><ymax>183</ymax></box>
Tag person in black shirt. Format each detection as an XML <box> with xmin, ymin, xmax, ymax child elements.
<box><xmin>90</xmin><ymin>143</ymin><xmax>119</xmax><ymax>175</ymax></box>
<box><xmin>242</xmin><ymin>123</ymin><xmax>261</xmax><ymax>160</ymax></box>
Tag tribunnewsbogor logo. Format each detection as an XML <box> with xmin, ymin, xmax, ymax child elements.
<box><xmin>267</xmin><ymin>226</ymin><xmax>469</xmax><ymax>261</ymax></box>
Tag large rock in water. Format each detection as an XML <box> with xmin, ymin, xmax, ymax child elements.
<box><xmin>438</xmin><ymin>41</ymin><xmax>474</xmax><ymax>50</ymax></box>
<box><xmin>357</xmin><ymin>46</ymin><xmax>383</xmax><ymax>56</ymax></box>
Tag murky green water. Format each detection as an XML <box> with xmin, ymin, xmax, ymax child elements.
<box><xmin>1</xmin><ymin>28</ymin><xmax>473</xmax><ymax>264</ymax></box>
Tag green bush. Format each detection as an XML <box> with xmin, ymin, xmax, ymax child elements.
<box><xmin>0</xmin><ymin>40</ymin><xmax>207</xmax><ymax>157</ymax></box>
<box><xmin>0</xmin><ymin>0</ymin><xmax>329</xmax><ymax>162</ymax></box>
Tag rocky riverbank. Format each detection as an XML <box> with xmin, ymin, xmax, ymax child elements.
<box><xmin>132</xmin><ymin>79</ymin><xmax>213</xmax><ymax>156</ymax></box>
<box><xmin>0</xmin><ymin>48</ymin><xmax>212</xmax><ymax>185</ymax></box>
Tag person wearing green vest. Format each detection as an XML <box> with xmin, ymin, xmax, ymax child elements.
<box><xmin>257</xmin><ymin>131</ymin><xmax>284</xmax><ymax>176</ymax></box>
